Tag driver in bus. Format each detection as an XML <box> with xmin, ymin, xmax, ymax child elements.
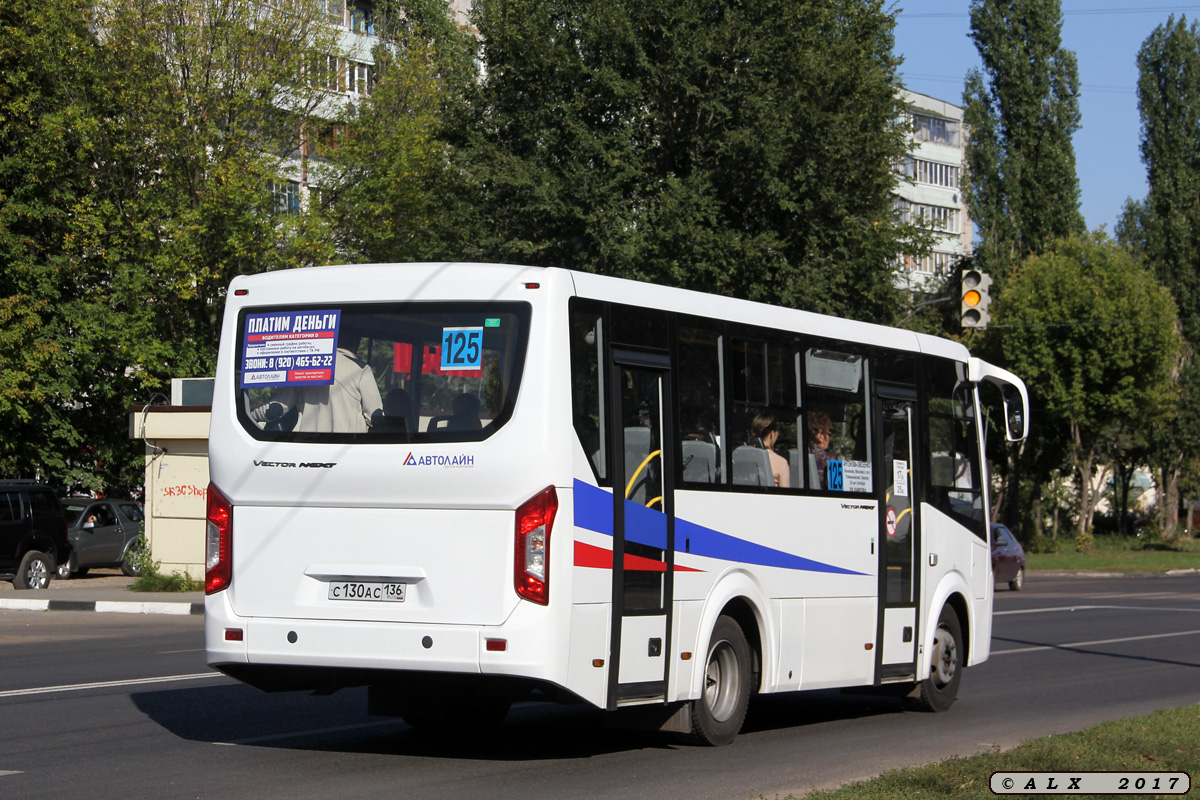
<box><xmin>250</xmin><ymin>325</ymin><xmax>383</xmax><ymax>434</ymax></box>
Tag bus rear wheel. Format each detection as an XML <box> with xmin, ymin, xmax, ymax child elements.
<box><xmin>913</xmin><ymin>606</ymin><xmax>963</xmax><ymax>712</ymax></box>
<box><xmin>688</xmin><ymin>615</ymin><xmax>751</xmax><ymax>746</ymax></box>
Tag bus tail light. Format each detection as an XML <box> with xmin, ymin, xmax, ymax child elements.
<box><xmin>206</xmin><ymin>483</ymin><xmax>233</xmax><ymax>595</ymax></box>
<box><xmin>515</xmin><ymin>486</ymin><xmax>558</xmax><ymax>605</ymax></box>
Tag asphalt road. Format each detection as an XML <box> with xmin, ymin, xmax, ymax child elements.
<box><xmin>1</xmin><ymin>572</ymin><xmax>1197</xmax><ymax>800</ymax></box>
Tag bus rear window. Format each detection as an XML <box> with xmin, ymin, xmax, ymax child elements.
<box><xmin>236</xmin><ymin>302</ymin><xmax>531</xmax><ymax>443</ymax></box>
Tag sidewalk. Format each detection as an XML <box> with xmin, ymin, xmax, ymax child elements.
<box><xmin>0</xmin><ymin>570</ymin><xmax>203</xmax><ymax>615</ymax></box>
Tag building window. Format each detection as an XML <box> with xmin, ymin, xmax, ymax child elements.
<box><xmin>268</xmin><ymin>180</ymin><xmax>301</xmax><ymax>215</ymax></box>
<box><xmin>902</xmin><ymin>157</ymin><xmax>960</xmax><ymax>189</ymax></box>
<box><xmin>896</xmin><ymin>199</ymin><xmax>960</xmax><ymax>235</ymax></box>
<box><xmin>308</xmin><ymin>54</ymin><xmax>343</xmax><ymax>92</ymax></box>
<box><xmin>349</xmin><ymin>1</ymin><xmax>374</xmax><ymax>35</ymax></box>
<box><xmin>912</xmin><ymin>114</ymin><xmax>961</xmax><ymax>147</ymax></box>
<box><xmin>348</xmin><ymin>61</ymin><xmax>373</xmax><ymax>96</ymax></box>
<box><xmin>909</xmin><ymin>251</ymin><xmax>957</xmax><ymax>276</ymax></box>
<box><xmin>320</xmin><ymin>0</ymin><xmax>343</xmax><ymax>25</ymax></box>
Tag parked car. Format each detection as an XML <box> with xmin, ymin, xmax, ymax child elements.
<box><xmin>57</xmin><ymin>497</ymin><xmax>145</xmax><ymax>578</ymax></box>
<box><xmin>991</xmin><ymin>523</ymin><xmax>1026</xmax><ymax>591</ymax></box>
<box><xmin>0</xmin><ymin>481</ymin><xmax>68</xmax><ymax>589</ymax></box>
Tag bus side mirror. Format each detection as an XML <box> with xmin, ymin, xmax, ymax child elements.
<box><xmin>1000</xmin><ymin>384</ymin><xmax>1027</xmax><ymax>443</ymax></box>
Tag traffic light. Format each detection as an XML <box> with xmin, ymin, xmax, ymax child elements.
<box><xmin>961</xmin><ymin>269</ymin><xmax>993</xmax><ymax>329</ymax></box>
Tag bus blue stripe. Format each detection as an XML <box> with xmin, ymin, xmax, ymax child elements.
<box><xmin>572</xmin><ymin>480</ymin><xmax>864</xmax><ymax>576</ymax></box>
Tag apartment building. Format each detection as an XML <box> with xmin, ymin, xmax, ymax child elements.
<box><xmin>895</xmin><ymin>89</ymin><xmax>972</xmax><ymax>289</ymax></box>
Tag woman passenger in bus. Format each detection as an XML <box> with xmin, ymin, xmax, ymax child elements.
<box><xmin>750</xmin><ymin>412</ymin><xmax>790</xmax><ymax>488</ymax></box>
<box><xmin>808</xmin><ymin>409</ymin><xmax>835</xmax><ymax>489</ymax></box>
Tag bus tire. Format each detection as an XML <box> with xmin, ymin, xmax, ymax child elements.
<box><xmin>689</xmin><ymin>615</ymin><xmax>751</xmax><ymax>746</ymax></box>
<box><xmin>913</xmin><ymin>605</ymin><xmax>962</xmax><ymax>712</ymax></box>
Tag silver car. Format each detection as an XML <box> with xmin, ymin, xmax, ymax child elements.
<box><xmin>57</xmin><ymin>498</ymin><xmax>145</xmax><ymax>578</ymax></box>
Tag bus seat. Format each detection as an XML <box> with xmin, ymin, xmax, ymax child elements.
<box><xmin>788</xmin><ymin>448</ymin><xmax>803</xmax><ymax>490</ymax></box>
<box><xmin>681</xmin><ymin>440</ymin><xmax>718</xmax><ymax>484</ymax></box>
<box><xmin>808</xmin><ymin>453</ymin><xmax>821</xmax><ymax>490</ymax></box>
<box><xmin>732</xmin><ymin>446</ymin><xmax>772</xmax><ymax>487</ymax></box>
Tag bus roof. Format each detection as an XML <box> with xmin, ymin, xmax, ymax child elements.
<box><xmin>229</xmin><ymin>261</ymin><xmax>971</xmax><ymax>363</ymax></box>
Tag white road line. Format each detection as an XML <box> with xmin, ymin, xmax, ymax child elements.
<box><xmin>993</xmin><ymin>628</ymin><xmax>1200</xmax><ymax>655</ymax></box>
<box><xmin>215</xmin><ymin>719</ymin><xmax>402</xmax><ymax>746</ymax></box>
<box><xmin>995</xmin><ymin>604</ymin><xmax>1200</xmax><ymax>616</ymax></box>
<box><xmin>158</xmin><ymin>649</ymin><xmax>205</xmax><ymax>654</ymax></box>
<box><xmin>0</xmin><ymin>672</ymin><xmax>223</xmax><ymax>699</ymax></box>
<box><xmin>0</xmin><ymin>771</ymin><xmax>23</xmax><ymax>777</ymax></box>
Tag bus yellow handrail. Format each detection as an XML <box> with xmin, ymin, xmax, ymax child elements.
<box><xmin>625</xmin><ymin>449</ymin><xmax>662</xmax><ymax>501</ymax></box>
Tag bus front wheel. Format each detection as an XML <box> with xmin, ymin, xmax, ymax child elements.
<box><xmin>689</xmin><ymin>615</ymin><xmax>751</xmax><ymax>746</ymax></box>
<box><xmin>913</xmin><ymin>606</ymin><xmax>963</xmax><ymax>712</ymax></box>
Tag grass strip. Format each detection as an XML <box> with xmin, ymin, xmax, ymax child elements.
<box><xmin>791</xmin><ymin>704</ymin><xmax>1200</xmax><ymax>800</ymax></box>
<box><xmin>1028</xmin><ymin>551</ymin><xmax>1200</xmax><ymax>573</ymax></box>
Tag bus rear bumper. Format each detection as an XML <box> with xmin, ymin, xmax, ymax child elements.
<box><xmin>205</xmin><ymin>591</ymin><xmax>567</xmax><ymax>694</ymax></box>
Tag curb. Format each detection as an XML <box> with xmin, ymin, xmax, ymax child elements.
<box><xmin>0</xmin><ymin>598</ymin><xmax>203</xmax><ymax>615</ymax></box>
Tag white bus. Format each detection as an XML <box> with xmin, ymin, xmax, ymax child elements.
<box><xmin>205</xmin><ymin>262</ymin><xmax>1028</xmax><ymax>745</ymax></box>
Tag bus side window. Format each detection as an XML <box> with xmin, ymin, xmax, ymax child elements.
<box><xmin>924</xmin><ymin>358</ymin><xmax>985</xmax><ymax>538</ymax></box>
<box><xmin>728</xmin><ymin>331</ymin><xmax>800</xmax><ymax>491</ymax></box>
<box><xmin>804</xmin><ymin>346</ymin><xmax>872</xmax><ymax>493</ymax></box>
<box><xmin>570</xmin><ymin>299</ymin><xmax>608</xmax><ymax>484</ymax></box>
<box><xmin>678</xmin><ymin>323</ymin><xmax>724</xmax><ymax>486</ymax></box>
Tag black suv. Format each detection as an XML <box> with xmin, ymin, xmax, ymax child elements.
<box><xmin>0</xmin><ymin>482</ymin><xmax>68</xmax><ymax>589</ymax></box>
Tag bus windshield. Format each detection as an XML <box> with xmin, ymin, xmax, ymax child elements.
<box><xmin>235</xmin><ymin>301</ymin><xmax>531</xmax><ymax>443</ymax></box>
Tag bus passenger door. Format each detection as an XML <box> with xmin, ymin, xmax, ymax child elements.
<box><xmin>876</xmin><ymin>388</ymin><xmax>919</xmax><ymax>681</ymax></box>
<box><xmin>607</xmin><ymin>350</ymin><xmax>675</xmax><ymax>708</ymax></box>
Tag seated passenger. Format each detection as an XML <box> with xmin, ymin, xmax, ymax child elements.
<box><xmin>750</xmin><ymin>412</ymin><xmax>790</xmax><ymax>488</ymax></box>
<box><xmin>382</xmin><ymin>387</ymin><xmax>415</xmax><ymax>433</ymax></box>
<box><xmin>250</xmin><ymin>327</ymin><xmax>383</xmax><ymax>434</ymax></box>
<box><xmin>449</xmin><ymin>392</ymin><xmax>483</xmax><ymax>431</ymax></box>
<box><xmin>808</xmin><ymin>409</ymin><xmax>835</xmax><ymax>489</ymax></box>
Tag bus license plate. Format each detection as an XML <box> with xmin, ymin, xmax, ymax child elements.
<box><xmin>327</xmin><ymin>581</ymin><xmax>406</xmax><ymax>602</ymax></box>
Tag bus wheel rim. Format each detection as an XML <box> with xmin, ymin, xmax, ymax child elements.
<box><xmin>931</xmin><ymin>623</ymin><xmax>957</xmax><ymax>688</ymax></box>
<box><xmin>704</xmin><ymin>639</ymin><xmax>741</xmax><ymax>722</ymax></box>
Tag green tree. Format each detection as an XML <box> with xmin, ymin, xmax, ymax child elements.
<box><xmin>992</xmin><ymin>233</ymin><xmax>1181</xmax><ymax>540</ymax></box>
<box><xmin>963</xmin><ymin>0</ymin><xmax>1085</xmax><ymax>283</ymax></box>
<box><xmin>0</xmin><ymin>0</ymin><xmax>104</xmax><ymax>485</ymax></box>
<box><xmin>1120</xmin><ymin>16</ymin><xmax>1200</xmax><ymax>537</ymax></box>
<box><xmin>0</xmin><ymin>0</ymin><xmax>455</xmax><ymax>491</ymax></box>
<box><xmin>451</xmin><ymin>0</ymin><xmax>921</xmax><ymax>323</ymax></box>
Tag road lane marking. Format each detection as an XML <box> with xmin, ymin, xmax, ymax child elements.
<box><xmin>993</xmin><ymin>628</ymin><xmax>1200</xmax><ymax>655</ymax></box>
<box><xmin>215</xmin><ymin>719</ymin><xmax>403</xmax><ymax>746</ymax></box>
<box><xmin>0</xmin><ymin>771</ymin><xmax>22</xmax><ymax>777</ymax></box>
<box><xmin>996</xmin><ymin>604</ymin><xmax>1200</xmax><ymax>616</ymax></box>
<box><xmin>0</xmin><ymin>672</ymin><xmax>224</xmax><ymax>699</ymax></box>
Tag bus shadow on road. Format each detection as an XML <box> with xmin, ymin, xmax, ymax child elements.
<box><xmin>131</xmin><ymin>682</ymin><xmax>909</xmax><ymax>759</ymax></box>
<box><xmin>742</xmin><ymin>688</ymin><xmax>909</xmax><ymax>736</ymax></box>
<box><xmin>132</xmin><ymin>682</ymin><xmax>679</xmax><ymax>759</ymax></box>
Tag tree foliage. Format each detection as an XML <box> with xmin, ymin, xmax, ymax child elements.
<box><xmin>449</xmin><ymin>0</ymin><xmax>921</xmax><ymax>323</ymax></box>
<box><xmin>1120</xmin><ymin>16</ymin><xmax>1200</xmax><ymax>535</ymax></box>
<box><xmin>963</xmin><ymin>0</ymin><xmax>1084</xmax><ymax>283</ymax></box>
<box><xmin>0</xmin><ymin>0</ymin><xmax>451</xmax><ymax>491</ymax></box>
<box><xmin>0</xmin><ymin>0</ymin><xmax>104</xmax><ymax>485</ymax></box>
<box><xmin>992</xmin><ymin>233</ymin><xmax>1181</xmax><ymax>539</ymax></box>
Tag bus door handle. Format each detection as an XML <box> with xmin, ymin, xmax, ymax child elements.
<box><xmin>929</xmin><ymin>553</ymin><xmax>938</xmax><ymax>567</ymax></box>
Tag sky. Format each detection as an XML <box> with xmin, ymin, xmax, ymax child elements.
<box><xmin>892</xmin><ymin>1</ymin><xmax>1200</xmax><ymax>234</ymax></box>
